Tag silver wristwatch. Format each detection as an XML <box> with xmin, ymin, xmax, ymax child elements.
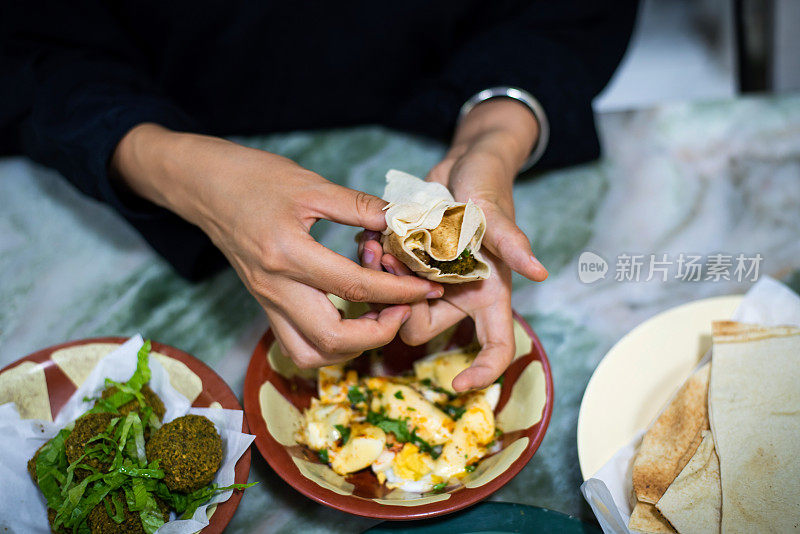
<box><xmin>458</xmin><ymin>86</ymin><xmax>550</xmax><ymax>172</ymax></box>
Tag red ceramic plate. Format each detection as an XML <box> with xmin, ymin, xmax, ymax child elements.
<box><xmin>243</xmin><ymin>311</ymin><xmax>554</xmax><ymax>520</ymax></box>
<box><xmin>0</xmin><ymin>337</ymin><xmax>251</xmax><ymax>534</ymax></box>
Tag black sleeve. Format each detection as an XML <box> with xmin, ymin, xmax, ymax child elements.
<box><xmin>1</xmin><ymin>1</ymin><xmax>226</xmax><ymax>280</ymax></box>
<box><xmin>391</xmin><ymin>0</ymin><xmax>638</xmax><ymax>170</ymax></box>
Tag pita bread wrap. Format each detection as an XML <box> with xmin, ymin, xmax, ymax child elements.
<box><xmin>381</xmin><ymin>170</ymin><xmax>490</xmax><ymax>283</ymax></box>
<box><xmin>709</xmin><ymin>321</ymin><xmax>800</xmax><ymax>533</ymax></box>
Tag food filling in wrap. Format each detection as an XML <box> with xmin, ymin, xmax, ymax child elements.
<box><xmin>380</xmin><ymin>170</ymin><xmax>491</xmax><ymax>283</ymax></box>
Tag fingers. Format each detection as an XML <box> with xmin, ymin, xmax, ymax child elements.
<box><xmin>451</xmin><ymin>298</ymin><xmax>515</xmax><ymax>392</ymax></box>
<box><xmin>483</xmin><ymin>211</ymin><xmax>548</xmax><ymax>282</ymax></box>
<box><xmin>290</xmin><ymin>239</ymin><xmax>443</xmax><ymax>304</ymax></box>
<box><xmin>380</xmin><ymin>253</ymin><xmax>411</xmax><ymax>276</ymax></box>
<box><xmin>400</xmin><ymin>298</ymin><xmax>466</xmax><ymax>346</ymax></box>
<box><xmin>360</xmin><ymin>238</ymin><xmax>384</xmax><ymax>271</ymax></box>
<box><xmin>265</xmin><ymin>307</ymin><xmax>357</xmax><ymax>368</ymax></box>
<box><xmin>272</xmin><ymin>281</ymin><xmax>413</xmax><ymax>355</ymax></box>
<box><xmin>374</xmin><ymin>253</ymin><xmax>466</xmax><ymax>345</ymax></box>
<box><xmin>451</xmin><ymin>340</ymin><xmax>513</xmax><ymax>391</ymax></box>
<box><xmin>311</xmin><ymin>183</ymin><xmax>388</xmax><ymax>231</ymax></box>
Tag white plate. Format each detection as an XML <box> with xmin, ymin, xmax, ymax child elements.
<box><xmin>577</xmin><ymin>294</ymin><xmax>743</xmax><ymax>480</ymax></box>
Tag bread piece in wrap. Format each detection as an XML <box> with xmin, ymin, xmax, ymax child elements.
<box><xmin>629</xmin><ymin>501</ymin><xmax>676</xmax><ymax>533</ymax></box>
<box><xmin>709</xmin><ymin>321</ymin><xmax>800</xmax><ymax>533</ymax></box>
<box><xmin>655</xmin><ymin>430</ymin><xmax>721</xmax><ymax>534</ymax></box>
<box><xmin>381</xmin><ymin>170</ymin><xmax>490</xmax><ymax>283</ymax></box>
<box><xmin>632</xmin><ymin>363</ymin><xmax>710</xmax><ymax>505</ymax></box>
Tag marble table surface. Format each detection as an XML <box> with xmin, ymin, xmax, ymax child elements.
<box><xmin>2</xmin><ymin>94</ymin><xmax>799</xmax><ymax>533</ymax></box>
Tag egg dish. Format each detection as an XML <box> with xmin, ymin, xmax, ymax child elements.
<box><xmin>295</xmin><ymin>349</ymin><xmax>502</xmax><ymax>493</ymax></box>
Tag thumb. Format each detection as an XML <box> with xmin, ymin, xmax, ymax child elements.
<box><xmin>313</xmin><ymin>183</ymin><xmax>388</xmax><ymax>230</ymax></box>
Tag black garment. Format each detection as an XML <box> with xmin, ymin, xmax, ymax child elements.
<box><xmin>1</xmin><ymin>1</ymin><xmax>637</xmax><ymax>279</ymax></box>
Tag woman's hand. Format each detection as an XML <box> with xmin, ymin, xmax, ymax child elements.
<box><xmin>359</xmin><ymin>98</ymin><xmax>547</xmax><ymax>390</ymax></box>
<box><xmin>112</xmin><ymin>124</ymin><xmax>443</xmax><ymax>368</ymax></box>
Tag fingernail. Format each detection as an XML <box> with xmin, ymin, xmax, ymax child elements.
<box><xmin>426</xmin><ymin>288</ymin><xmax>443</xmax><ymax>299</ymax></box>
<box><xmin>530</xmin><ymin>254</ymin><xmax>546</xmax><ymax>270</ymax></box>
<box><xmin>363</xmin><ymin>249</ymin><xmax>374</xmax><ymax>265</ymax></box>
<box><xmin>382</xmin><ymin>261</ymin><xmax>396</xmax><ymax>275</ymax></box>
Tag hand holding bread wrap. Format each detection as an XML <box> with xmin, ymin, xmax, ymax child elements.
<box><xmin>381</xmin><ymin>170</ymin><xmax>491</xmax><ymax>283</ymax></box>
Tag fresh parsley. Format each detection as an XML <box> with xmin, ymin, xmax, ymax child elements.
<box><xmin>465</xmin><ymin>464</ymin><xmax>476</xmax><ymax>473</ymax></box>
<box><xmin>394</xmin><ymin>390</ymin><xmax>404</xmax><ymax>400</ymax></box>
<box><xmin>439</xmin><ymin>403</ymin><xmax>466</xmax><ymax>421</ymax></box>
<box><xmin>347</xmin><ymin>386</ymin><xmax>367</xmax><ymax>405</ymax></box>
<box><xmin>431</xmin><ymin>482</ymin><xmax>447</xmax><ymax>493</ymax></box>
<box><xmin>365</xmin><ymin>410</ymin><xmax>438</xmax><ymax>458</ymax></box>
<box><xmin>334</xmin><ymin>424</ymin><xmax>351</xmax><ymax>445</ymax></box>
<box><xmin>317</xmin><ymin>449</ymin><xmax>329</xmax><ymax>463</ymax></box>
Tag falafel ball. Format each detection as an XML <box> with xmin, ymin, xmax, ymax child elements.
<box><xmin>99</xmin><ymin>384</ymin><xmax>165</xmax><ymax>422</ymax></box>
<box><xmin>412</xmin><ymin>249</ymin><xmax>477</xmax><ymax>275</ymax></box>
<box><xmin>47</xmin><ymin>507</ymin><xmax>66</xmax><ymax>534</ymax></box>
<box><xmin>64</xmin><ymin>412</ymin><xmax>114</xmax><ymax>479</ymax></box>
<box><xmin>146</xmin><ymin>415</ymin><xmax>222</xmax><ymax>493</ymax></box>
<box><xmin>87</xmin><ymin>491</ymin><xmax>170</xmax><ymax>534</ymax></box>
<box><xmin>27</xmin><ymin>441</ymin><xmax>48</xmax><ymax>483</ymax></box>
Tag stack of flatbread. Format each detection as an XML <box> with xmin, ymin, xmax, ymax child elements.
<box><xmin>629</xmin><ymin>321</ymin><xmax>800</xmax><ymax>533</ymax></box>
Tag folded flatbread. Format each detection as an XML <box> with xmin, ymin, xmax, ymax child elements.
<box><xmin>629</xmin><ymin>501</ymin><xmax>676</xmax><ymax>533</ymax></box>
<box><xmin>655</xmin><ymin>430</ymin><xmax>721</xmax><ymax>534</ymax></box>
<box><xmin>380</xmin><ymin>170</ymin><xmax>490</xmax><ymax>283</ymax></box>
<box><xmin>709</xmin><ymin>321</ymin><xmax>800</xmax><ymax>533</ymax></box>
<box><xmin>632</xmin><ymin>363</ymin><xmax>710</xmax><ymax>505</ymax></box>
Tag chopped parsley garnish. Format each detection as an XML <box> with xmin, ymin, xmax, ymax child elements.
<box><xmin>394</xmin><ymin>390</ymin><xmax>404</xmax><ymax>400</ymax></box>
<box><xmin>334</xmin><ymin>424</ymin><xmax>351</xmax><ymax>445</ymax></box>
<box><xmin>418</xmin><ymin>378</ymin><xmax>456</xmax><ymax>400</ymax></box>
<box><xmin>366</xmin><ymin>410</ymin><xmax>438</xmax><ymax>458</ymax></box>
<box><xmin>439</xmin><ymin>403</ymin><xmax>466</xmax><ymax>421</ymax></box>
<box><xmin>317</xmin><ymin>449</ymin><xmax>329</xmax><ymax>463</ymax></box>
<box><xmin>465</xmin><ymin>464</ymin><xmax>476</xmax><ymax>473</ymax></box>
<box><xmin>347</xmin><ymin>386</ymin><xmax>367</xmax><ymax>405</ymax></box>
<box><xmin>432</xmin><ymin>482</ymin><xmax>447</xmax><ymax>493</ymax></box>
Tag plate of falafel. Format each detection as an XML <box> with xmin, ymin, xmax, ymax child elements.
<box><xmin>0</xmin><ymin>335</ymin><xmax>255</xmax><ymax>533</ymax></box>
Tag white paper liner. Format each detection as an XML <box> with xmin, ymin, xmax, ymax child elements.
<box><xmin>580</xmin><ymin>277</ymin><xmax>800</xmax><ymax>533</ymax></box>
<box><xmin>0</xmin><ymin>335</ymin><xmax>254</xmax><ymax>534</ymax></box>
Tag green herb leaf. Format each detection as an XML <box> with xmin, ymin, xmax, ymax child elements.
<box><xmin>365</xmin><ymin>411</ymin><xmax>435</xmax><ymax>455</ymax></box>
<box><xmin>347</xmin><ymin>386</ymin><xmax>367</xmax><ymax>405</ymax></box>
<box><xmin>127</xmin><ymin>340</ymin><xmax>152</xmax><ymax>392</ymax></box>
<box><xmin>173</xmin><ymin>482</ymin><xmax>258</xmax><ymax>519</ymax></box>
<box><xmin>394</xmin><ymin>390</ymin><xmax>404</xmax><ymax>400</ymax></box>
<box><xmin>334</xmin><ymin>424</ymin><xmax>351</xmax><ymax>445</ymax></box>
<box><xmin>366</xmin><ymin>411</ymin><xmax>411</xmax><ymax>442</ymax></box>
<box><xmin>317</xmin><ymin>449</ymin><xmax>329</xmax><ymax>463</ymax></box>
<box><xmin>439</xmin><ymin>404</ymin><xmax>466</xmax><ymax>421</ymax></box>
<box><xmin>465</xmin><ymin>464</ymin><xmax>476</xmax><ymax>473</ymax></box>
<box><xmin>432</xmin><ymin>482</ymin><xmax>447</xmax><ymax>493</ymax></box>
